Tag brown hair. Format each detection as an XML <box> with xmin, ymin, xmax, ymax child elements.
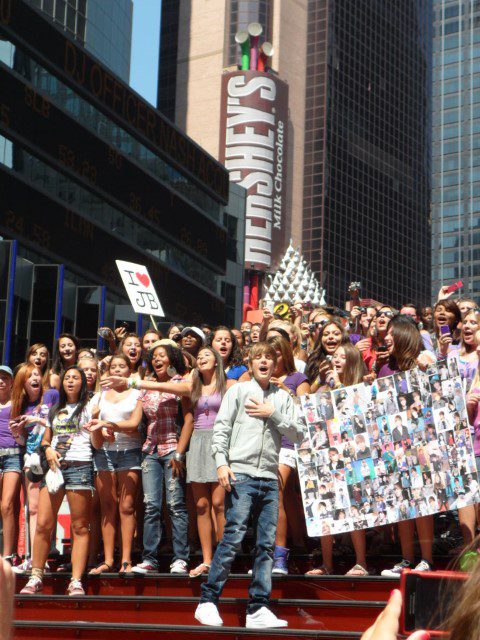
<box><xmin>443</xmin><ymin>536</ymin><xmax>480</xmax><ymax>637</ymax></box>
<box><xmin>434</xmin><ymin>299</ymin><xmax>461</xmax><ymax>336</ymax></box>
<box><xmin>248</xmin><ymin>341</ymin><xmax>277</xmax><ymax>366</ymax></box>
<box><xmin>11</xmin><ymin>364</ymin><xmax>44</xmax><ymax>418</ymax></box>
<box><xmin>388</xmin><ymin>315</ymin><xmax>423</xmax><ymax>371</ymax></box>
<box><xmin>25</xmin><ymin>342</ymin><xmax>50</xmax><ymax>388</ymax></box>
<box><xmin>305</xmin><ymin>319</ymin><xmax>349</xmax><ymax>383</ymax></box>
<box><xmin>338</xmin><ymin>342</ymin><xmax>367</xmax><ymax>387</ymax></box>
<box><xmin>267</xmin><ymin>335</ymin><xmax>296</xmax><ymax>375</ymax></box>
<box><xmin>190</xmin><ymin>347</ymin><xmax>227</xmax><ymax>407</ymax></box>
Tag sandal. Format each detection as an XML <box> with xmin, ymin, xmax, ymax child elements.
<box><xmin>306</xmin><ymin>565</ymin><xmax>331</xmax><ymax>576</ymax></box>
<box><xmin>345</xmin><ymin>564</ymin><xmax>369</xmax><ymax>576</ymax></box>
<box><xmin>189</xmin><ymin>562</ymin><xmax>210</xmax><ymax>578</ymax></box>
<box><xmin>89</xmin><ymin>562</ymin><xmax>114</xmax><ymax>575</ymax></box>
<box><xmin>119</xmin><ymin>561</ymin><xmax>132</xmax><ymax>576</ymax></box>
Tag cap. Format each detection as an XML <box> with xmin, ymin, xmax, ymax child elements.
<box><xmin>150</xmin><ymin>339</ymin><xmax>179</xmax><ymax>350</ymax></box>
<box><xmin>0</xmin><ymin>365</ymin><xmax>13</xmax><ymax>377</ymax></box>
<box><xmin>181</xmin><ymin>327</ymin><xmax>206</xmax><ymax>344</ymax></box>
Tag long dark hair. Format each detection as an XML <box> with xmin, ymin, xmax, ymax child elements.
<box><xmin>51</xmin><ymin>334</ymin><xmax>79</xmax><ymax>376</ymax></box>
<box><xmin>190</xmin><ymin>347</ymin><xmax>226</xmax><ymax>407</ymax></box>
<box><xmin>48</xmin><ymin>365</ymin><xmax>89</xmax><ymax>424</ymax></box>
<box><xmin>305</xmin><ymin>319</ymin><xmax>349</xmax><ymax>383</ymax></box>
<box><xmin>148</xmin><ymin>344</ymin><xmax>187</xmax><ymax>377</ymax></box>
<box><xmin>387</xmin><ymin>315</ymin><xmax>423</xmax><ymax>372</ymax></box>
<box><xmin>208</xmin><ymin>326</ymin><xmax>244</xmax><ymax>368</ymax></box>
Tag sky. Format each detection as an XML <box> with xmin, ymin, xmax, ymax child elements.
<box><xmin>130</xmin><ymin>0</ymin><xmax>161</xmax><ymax>105</ymax></box>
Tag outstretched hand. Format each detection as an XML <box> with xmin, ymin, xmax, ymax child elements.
<box><xmin>361</xmin><ymin>589</ymin><xmax>429</xmax><ymax>640</ymax></box>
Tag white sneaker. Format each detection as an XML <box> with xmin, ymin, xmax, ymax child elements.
<box><xmin>246</xmin><ymin>607</ymin><xmax>288</xmax><ymax>629</ymax></box>
<box><xmin>413</xmin><ymin>559</ymin><xmax>432</xmax><ymax>572</ymax></box>
<box><xmin>381</xmin><ymin>559</ymin><xmax>411</xmax><ymax>578</ymax></box>
<box><xmin>194</xmin><ymin>602</ymin><xmax>223</xmax><ymax>626</ymax></box>
<box><xmin>170</xmin><ymin>559</ymin><xmax>188</xmax><ymax>574</ymax></box>
<box><xmin>13</xmin><ymin>558</ymin><xmax>32</xmax><ymax>574</ymax></box>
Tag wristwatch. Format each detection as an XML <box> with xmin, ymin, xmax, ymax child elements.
<box><xmin>174</xmin><ymin>452</ymin><xmax>185</xmax><ymax>462</ymax></box>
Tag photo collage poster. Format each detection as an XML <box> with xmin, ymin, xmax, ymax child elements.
<box><xmin>296</xmin><ymin>361</ymin><xmax>480</xmax><ymax>537</ymax></box>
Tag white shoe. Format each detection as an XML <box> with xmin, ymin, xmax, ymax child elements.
<box><xmin>13</xmin><ymin>558</ymin><xmax>32</xmax><ymax>574</ymax></box>
<box><xmin>170</xmin><ymin>559</ymin><xmax>188</xmax><ymax>574</ymax></box>
<box><xmin>413</xmin><ymin>559</ymin><xmax>433</xmax><ymax>572</ymax></box>
<box><xmin>246</xmin><ymin>607</ymin><xmax>288</xmax><ymax>629</ymax></box>
<box><xmin>194</xmin><ymin>602</ymin><xmax>223</xmax><ymax>626</ymax></box>
<box><xmin>381</xmin><ymin>559</ymin><xmax>411</xmax><ymax>578</ymax></box>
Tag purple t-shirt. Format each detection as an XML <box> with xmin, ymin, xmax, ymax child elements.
<box><xmin>0</xmin><ymin>404</ymin><xmax>17</xmax><ymax>449</ymax></box>
<box><xmin>281</xmin><ymin>372</ymin><xmax>308</xmax><ymax>450</ymax></box>
<box><xmin>194</xmin><ymin>392</ymin><xmax>222</xmax><ymax>430</ymax></box>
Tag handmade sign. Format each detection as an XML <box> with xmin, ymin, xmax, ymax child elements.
<box><xmin>116</xmin><ymin>260</ymin><xmax>164</xmax><ymax>317</ymax></box>
<box><xmin>296</xmin><ymin>361</ymin><xmax>480</xmax><ymax>536</ymax></box>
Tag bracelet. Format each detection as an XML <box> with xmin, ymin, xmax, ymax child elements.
<box><xmin>174</xmin><ymin>452</ymin><xmax>185</xmax><ymax>462</ymax></box>
<box><xmin>127</xmin><ymin>377</ymin><xmax>138</xmax><ymax>389</ymax></box>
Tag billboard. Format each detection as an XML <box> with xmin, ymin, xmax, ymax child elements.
<box><xmin>219</xmin><ymin>70</ymin><xmax>288</xmax><ymax>272</ymax></box>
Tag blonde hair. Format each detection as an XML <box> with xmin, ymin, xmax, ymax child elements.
<box><xmin>78</xmin><ymin>355</ymin><xmax>100</xmax><ymax>393</ymax></box>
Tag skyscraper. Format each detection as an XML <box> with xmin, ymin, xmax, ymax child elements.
<box><xmin>158</xmin><ymin>0</ymin><xmax>432</xmax><ymax>307</ymax></box>
<box><xmin>25</xmin><ymin>0</ymin><xmax>133</xmax><ymax>82</ymax></box>
<box><xmin>157</xmin><ymin>0</ymin><xmax>308</xmax><ymax>252</ymax></box>
<box><xmin>303</xmin><ymin>0</ymin><xmax>432</xmax><ymax>307</ymax></box>
<box><xmin>432</xmin><ymin>0</ymin><xmax>480</xmax><ymax>303</ymax></box>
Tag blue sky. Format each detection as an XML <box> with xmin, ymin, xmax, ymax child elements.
<box><xmin>130</xmin><ymin>0</ymin><xmax>161</xmax><ymax>105</ymax></box>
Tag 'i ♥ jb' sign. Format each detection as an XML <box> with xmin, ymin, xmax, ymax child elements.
<box><xmin>116</xmin><ymin>260</ymin><xmax>165</xmax><ymax>317</ymax></box>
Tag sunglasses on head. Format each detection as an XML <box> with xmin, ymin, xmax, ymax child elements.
<box><xmin>376</xmin><ymin>310</ymin><xmax>395</xmax><ymax>318</ymax></box>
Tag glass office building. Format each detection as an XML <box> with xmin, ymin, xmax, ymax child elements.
<box><xmin>25</xmin><ymin>0</ymin><xmax>133</xmax><ymax>82</ymax></box>
<box><xmin>432</xmin><ymin>0</ymin><xmax>480</xmax><ymax>302</ymax></box>
<box><xmin>303</xmin><ymin>0</ymin><xmax>432</xmax><ymax>307</ymax></box>
<box><xmin>0</xmin><ymin>1</ymin><xmax>243</xmax><ymax>365</ymax></box>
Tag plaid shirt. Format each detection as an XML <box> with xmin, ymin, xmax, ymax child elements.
<box><xmin>140</xmin><ymin>376</ymin><xmax>182</xmax><ymax>457</ymax></box>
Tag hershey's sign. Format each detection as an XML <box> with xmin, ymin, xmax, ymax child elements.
<box><xmin>219</xmin><ymin>70</ymin><xmax>288</xmax><ymax>271</ymax></box>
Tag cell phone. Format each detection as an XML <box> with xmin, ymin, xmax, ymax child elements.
<box><xmin>440</xmin><ymin>325</ymin><xmax>451</xmax><ymax>336</ymax></box>
<box><xmin>445</xmin><ymin>280</ymin><xmax>463</xmax><ymax>294</ymax></box>
<box><xmin>377</xmin><ymin>345</ymin><xmax>387</xmax><ymax>352</ymax></box>
<box><xmin>400</xmin><ymin>569</ymin><xmax>467</xmax><ymax>636</ymax></box>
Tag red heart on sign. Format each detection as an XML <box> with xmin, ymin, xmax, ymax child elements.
<box><xmin>136</xmin><ymin>273</ymin><xmax>150</xmax><ymax>288</ymax></box>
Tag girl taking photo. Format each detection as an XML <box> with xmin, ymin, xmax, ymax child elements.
<box><xmin>306</xmin><ymin>319</ymin><xmax>350</xmax><ymax>391</ymax></box>
<box><xmin>187</xmin><ymin>347</ymin><xmax>232</xmax><ymax>577</ymax></box>
<box><xmin>89</xmin><ymin>354</ymin><xmax>143</xmax><ymax>575</ymax></box>
<box><xmin>20</xmin><ymin>366</ymin><xmax>102</xmax><ymax>595</ymax></box>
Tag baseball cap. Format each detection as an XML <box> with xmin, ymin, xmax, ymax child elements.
<box><xmin>181</xmin><ymin>327</ymin><xmax>206</xmax><ymax>344</ymax></box>
<box><xmin>0</xmin><ymin>365</ymin><xmax>13</xmax><ymax>377</ymax></box>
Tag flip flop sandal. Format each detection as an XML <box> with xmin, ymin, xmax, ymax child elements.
<box><xmin>189</xmin><ymin>563</ymin><xmax>210</xmax><ymax>578</ymax></box>
<box><xmin>345</xmin><ymin>564</ymin><xmax>369</xmax><ymax>576</ymax></box>
<box><xmin>119</xmin><ymin>562</ymin><xmax>132</xmax><ymax>576</ymax></box>
<box><xmin>89</xmin><ymin>562</ymin><xmax>114</xmax><ymax>575</ymax></box>
<box><xmin>305</xmin><ymin>565</ymin><xmax>331</xmax><ymax>576</ymax></box>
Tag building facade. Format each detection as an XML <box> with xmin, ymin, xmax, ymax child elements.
<box><xmin>25</xmin><ymin>0</ymin><xmax>133</xmax><ymax>82</ymax></box>
<box><xmin>157</xmin><ymin>0</ymin><xmax>308</xmax><ymax>254</ymax></box>
<box><xmin>303</xmin><ymin>0</ymin><xmax>432</xmax><ymax>307</ymax></box>
<box><xmin>432</xmin><ymin>0</ymin><xmax>480</xmax><ymax>303</ymax></box>
<box><xmin>0</xmin><ymin>0</ymin><xmax>243</xmax><ymax>365</ymax></box>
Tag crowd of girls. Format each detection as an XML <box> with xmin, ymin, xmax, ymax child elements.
<box><xmin>0</xmin><ymin>288</ymin><xmax>479</xmax><ymax>596</ymax></box>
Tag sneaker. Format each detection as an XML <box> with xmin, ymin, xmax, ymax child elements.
<box><xmin>195</xmin><ymin>602</ymin><xmax>223</xmax><ymax>626</ymax></box>
<box><xmin>246</xmin><ymin>607</ymin><xmax>288</xmax><ymax>629</ymax></box>
<box><xmin>381</xmin><ymin>559</ymin><xmax>411</xmax><ymax>578</ymax></box>
<box><xmin>20</xmin><ymin>576</ymin><xmax>43</xmax><ymax>594</ymax></box>
<box><xmin>413</xmin><ymin>559</ymin><xmax>433</xmax><ymax>572</ymax></box>
<box><xmin>131</xmin><ymin>561</ymin><xmax>157</xmax><ymax>575</ymax></box>
<box><xmin>170</xmin><ymin>559</ymin><xmax>188</xmax><ymax>574</ymax></box>
<box><xmin>272</xmin><ymin>546</ymin><xmax>289</xmax><ymax>575</ymax></box>
<box><xmin>13</xmin><ymin>558</ymin><xmax>32</xmax><ymax>574</ymax></box>
<box><xmin>67</xmin><ymin>579</ymin><xmax>85</xmax><ymax>596</ymax></box>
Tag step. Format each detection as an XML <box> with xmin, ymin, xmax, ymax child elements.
<box><xmin>15</xmin><ymin>573</ymin><xmax>397</xmax><ymax>600</ymax></box>
<box><xmin>14</xmin><ymin>595</ymin><xmax>384</xmax><ymax>631</ymax></box>
<box><xmin>13</xmin><ymin>620</ymin><xmax>363</xmax><ymax>640</ymax></box>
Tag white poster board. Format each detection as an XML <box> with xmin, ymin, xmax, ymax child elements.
<box><xmin>296</xmin><ymin>361</ymin><xmax>480</xmax><ymax>536</ymax></box>
<box><xmin>116</xmin><ymin>260</ymin><xmax>164</xmax><ymax>317</ymax></box>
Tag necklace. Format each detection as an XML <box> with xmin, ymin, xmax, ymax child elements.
<box><xmin>203</xmin><ymin>395</ymin><xmax>210</xmax><ymax>417</ymax></box>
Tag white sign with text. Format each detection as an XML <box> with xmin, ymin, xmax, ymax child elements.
<box><xmin>116</xmin><ymin>260</ymin><xmax>164</xmax><ymax>317</ymax></box>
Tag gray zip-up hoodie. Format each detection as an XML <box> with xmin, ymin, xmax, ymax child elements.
<box><xmin>212</xmin><ymin>379</ymin><xmax>306</xmax><ymax>480</ymax></box>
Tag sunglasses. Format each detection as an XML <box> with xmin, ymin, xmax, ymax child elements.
<box><xmin>376</xmin><ymin>310</ymin><xmax>395</xmax><ymax>319</ymax></box>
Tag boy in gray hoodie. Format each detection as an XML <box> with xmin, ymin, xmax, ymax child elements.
<box><xmin>194</xmin><ymin>341</ymin><xmax>305</xmax><ymax>629</ymax></box>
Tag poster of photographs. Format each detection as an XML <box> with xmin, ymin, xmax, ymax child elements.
<box><xmin>296</xmin><ymin>361</ymin><xmax>480</xmax><ymax>536</ymax></box>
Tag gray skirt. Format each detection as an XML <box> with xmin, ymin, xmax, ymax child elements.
<box><xmin>187</xmin><ymin>429</ymin><xmax>218</xmax><ymax>484</ymax></box>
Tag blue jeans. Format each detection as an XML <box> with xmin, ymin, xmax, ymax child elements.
<box><xmin>141</xmin><ymin>451</ymin><xmax>189</xmax><ymax>567</ymax></box>
<box><xmin>200</xmin><ymin>474</ymin><xmax>279</xmax><ymax>614</ymax></box>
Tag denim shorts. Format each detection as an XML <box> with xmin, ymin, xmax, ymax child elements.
<box><xmin>0</xmin><ymin>452</ymin><xmax>23</xmax><ymax>474</ymax></box>
<box><xmin>41</xmin><ymin>462</ymin><xmax>94</xmax><ymax>491</ymax></box>
<box><xmin>94</xmin><ymin>448</ymin><xmax>142</xmax><ymax>473</ymax></box>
